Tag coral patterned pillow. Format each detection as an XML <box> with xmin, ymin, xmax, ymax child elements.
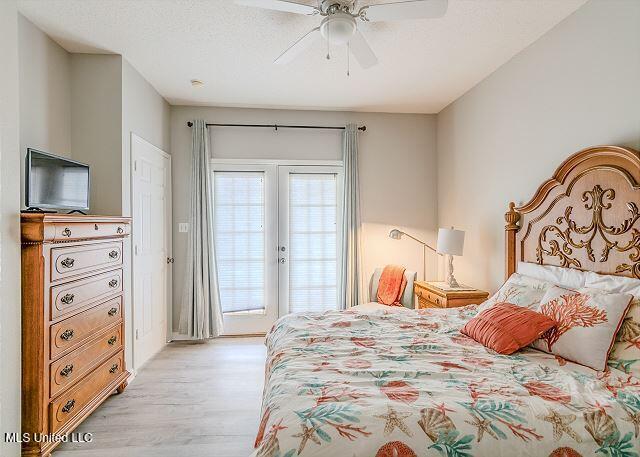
<box><xmin>461</xmin><ymin>303</ymin><xmax>556</xmax><ymax>354</ymax></box>
<box><xmin>477</xmin><ymin>273</ymin><xmax>549</xmax><ymax>314</ymax></box>
<box><xmin>608</xmin><ymin>298</ymin><xmax>640</xmax><ymax>377</ymax></box>
<box><xmin>530</xmin><ymin>285</ymin><xmax>633</xmax><ymax>371</ymax></box>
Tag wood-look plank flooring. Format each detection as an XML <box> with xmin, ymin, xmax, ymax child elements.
<box><xmin>55</xmin><ymin>337</ymin><xmax>266</xmax><ymax>457</ymax></box>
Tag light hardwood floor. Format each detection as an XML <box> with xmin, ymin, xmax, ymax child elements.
<box><xmin>55</xmin><ymin>337</ymin><xmax>266</xmax><ymax>457</ymax></box>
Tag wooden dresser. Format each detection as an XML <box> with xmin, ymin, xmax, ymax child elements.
<box><xmin>414</xmin><ymin>281</ymin><xmax>489</xmax><ymax>309</ymax></box>
<box><xmin>21</xmin><ymin>214</ymin><xmax>131</xmax><ymax>457</ymax></box>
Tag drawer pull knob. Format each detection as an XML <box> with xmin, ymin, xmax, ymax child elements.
<box><xmin>60</xmin><ymin>257</ymin><xmax>75</xmax><ymax>268</ymax></box>
<box><xmin>94</xmin><ymin>224</ymin><xmax>99</xmax><ymax>230</ymax></box>
<box><xmin>108</xmin><ymin>336</ymin><xmax>117</xmax><ymax>345</ymax></box>
<box><xmin>117</xmin><ymin>227</ymin><xmax>124</xmax><ymax>234</ymax></box>
<box><xmin>108</xmin><ymin>307</ymin><xmax>118</xmax><ymax>316</ymax></box>
<box><xmin>108</xmin><ymin>279</ymin><xmax>119</xmax><ymax>288</ymax></box>
<box><xmin>109</xmin><ymin>363</ymin><xmax>119</xmax><ymax>373</ymax></box>
<box><xmin>60</xmin><ymin>329</ymin><xmax>75</xmax><ymax>341</ymax></box>
<box><xmin>60</xmin><ymin>293</ymin><xmax>75</xmax><ymax>305</ymax></box>
<box><xmin>61</xmin><ymin>399</ymin><xmax>75</xmax><ymax>413</ymax></box>
<box><xmin>60</xmin><ymin>364</ymin><xmax>74</xmax><ymax>377</ymax></box>
<box><xmin>108</xmin><ymin>250</ymin><xmax>119</xmax><ymax>259</ymax></box>
<box><xmin>62</xmin><ymin>227</ymin><xmax>72</xmax><ymax>238</ymax></box>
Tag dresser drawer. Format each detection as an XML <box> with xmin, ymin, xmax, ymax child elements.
<box><xmin>50</xmin><ymin>269</ymin><xmax>123</xmax><ymax>320</ymax></box>
<box><xmin>52</xmin><ymin>222</ymin><xmax>129</xmax><ymax>242</ymax></box>
<box><xmin>50</xmin><ymin>323</ymin><xmax>123</xmax><ymax>398</ymax></box>
<box><xmin>50</xmin><ymin>296</ymin><xmax>122</xmax><ymax>359</ymax></box>
<box><xmin>49</xmin><ymin>351</ymin><xmax>124</xmax><ymax>433</ymax></box>
<box><xmin>51</xmin><ymin>241</ymin><xmax>123</xmax><ymax>282</ymax></box>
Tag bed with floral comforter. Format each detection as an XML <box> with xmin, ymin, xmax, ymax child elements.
<box><xmin>251</xmin><ymin>305</ymin><xmax>640</xmax><ymax>457</ymax></box>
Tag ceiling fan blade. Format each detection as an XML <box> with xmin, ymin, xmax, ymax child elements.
<box><xmin>360</xmin><ymin>0</ymin><xmax>448</xmax><ymax>22</ymax></box>
<box><xmin>235</xmin><ymin>0</ymin><xmax>319</xmax><ymax>15</ymax></box>
<box><xmin>274</xmin><ymin>27</ymin><xmax>321</xmax><ymax>65</ymax></box>
<box><xmin>349</xmin><ymin>30</ymin><xmax>378</xmax><ymax>69</ymax></box>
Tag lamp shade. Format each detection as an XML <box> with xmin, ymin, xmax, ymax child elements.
<box><xmin>389</xmin><ymin>229</ymin><xmax>403</xmax><ymax>240</ymax></box>
<box><xmin>437</xmin><ymin>228</ymin><xmax>465</xmax><ymax>256</ymax></box>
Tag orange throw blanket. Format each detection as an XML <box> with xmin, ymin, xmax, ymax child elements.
<box><xmin>377</xmin><ymin>264</ymin><xmax>407</xmax><ymax>306</ymax></box>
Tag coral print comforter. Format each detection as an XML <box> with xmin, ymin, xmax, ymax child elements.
<box><xmin>251</xmin><ymin>306</ymin><xmax>640</xmax><ymax>457</ymax></box>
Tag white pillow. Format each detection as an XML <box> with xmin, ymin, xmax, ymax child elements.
<box><xmin>517</xmin><ymin>261</ymin><xmax>588</xmax><ymax>289</ymax></box>
<box><xmin>585</xmin><ymin>271</ymin><xmax>640</xmax><ymax>296</ymax></box>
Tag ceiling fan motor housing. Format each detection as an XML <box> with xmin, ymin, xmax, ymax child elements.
<box><xmin>320</xmin><ymin>12</ymin><xmax>356</xmax><ymax>45</ymax></box>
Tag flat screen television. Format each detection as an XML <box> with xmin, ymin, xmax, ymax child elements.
<box><xmin>26</xmin><ymin>149</ymin><xmax>90</xmax><ymax>211</ymax></box>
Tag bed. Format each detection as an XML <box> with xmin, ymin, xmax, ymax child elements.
<box><xmin>252</xmin><ymin>146</ymin><xmax>640</xmax><ymax>457</ymax></box>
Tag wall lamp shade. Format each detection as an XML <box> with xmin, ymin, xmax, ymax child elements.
<box><xmin>437</xmin><ymin>228</ymin><xmax>465</xmax><ymax>256</ymax></box>
<box><xmin>389</xmin><ymin>229</ymin><xmax>403</xmax><ymax>240</ymax></box>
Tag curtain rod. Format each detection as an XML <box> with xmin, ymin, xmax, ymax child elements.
<box><xmin>186</xmin><ymin>121</ymin><xmax>366</xmax><ymax>131</ymax></box>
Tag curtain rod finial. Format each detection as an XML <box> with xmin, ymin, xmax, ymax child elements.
<box><xmin>359</xmin><ymin>126</ymin><xmax>366</xmax><ymax>131</ymax></box>
<box><xmin>187</xmin><ymin>121</ymin><xmax>193</xmax><ymax>127</ymax></box>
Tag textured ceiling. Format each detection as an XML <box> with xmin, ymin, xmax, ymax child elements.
<box><xmin>18</xmin><ymin>0</ymin><xmax>586</xmax><ymax>113</ymax></box>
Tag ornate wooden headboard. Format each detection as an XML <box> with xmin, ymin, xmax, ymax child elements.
<box><xmin>505</xmin><ymin>145</ymin><xmax>640</xmax><ymax>280</ymax></box>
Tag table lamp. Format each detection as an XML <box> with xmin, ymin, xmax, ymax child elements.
<box><xmin>436</xmin><ymin>227</ymin><xmax>465</xmax><ymax>288</ymax></box>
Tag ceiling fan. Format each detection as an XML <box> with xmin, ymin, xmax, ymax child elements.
<box><xmin>235</xmin><ymin>0</ymin><xmax>448</xmax><ymax>69</ymax></box>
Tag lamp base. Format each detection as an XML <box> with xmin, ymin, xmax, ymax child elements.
<box><xmin>446</xmin><ymin>254</ymin><xmax>461</xmax><ymax>289</ymax></box>
<box><xmin>446</xmin><ymin>275</ymin><xmax>461</xmax><ymax>289</ymax></box>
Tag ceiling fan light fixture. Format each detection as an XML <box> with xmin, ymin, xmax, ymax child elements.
<box><xmin>320</xmin><ymin>13</ymin><xmax>356</xmax><ymax>45</ymax></box>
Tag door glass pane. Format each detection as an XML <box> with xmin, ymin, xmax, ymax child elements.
<box><xmin>214</xmin><ymin>172</ymin><xmax>265</xmax><ymax>313</ymax></box>
<box><xmin>288</xmin><ymin>173</ymin><xmax>338</xmax><ymax>313</ymax></box>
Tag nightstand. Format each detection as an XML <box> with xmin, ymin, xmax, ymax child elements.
<box><xmin>414</xmin><ymin>281</ymin><xmax>489</xmax><ymax>309</ymax></box>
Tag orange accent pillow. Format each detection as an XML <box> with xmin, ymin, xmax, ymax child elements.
<box><xmin>461</xmin><ymin>303</ymin><xmax>556</xmax><ymax>355</ymax></box>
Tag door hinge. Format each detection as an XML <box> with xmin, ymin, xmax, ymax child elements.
<box><xmin>134</xmin><ymin>245</ymin><xmax>138</xmax><ymax>255</ymax></box>
<box><xmin>134</xmin><ymin>160</ymin><xmax>137</xmax><ymax>172</ymax></box>
<box><xmin>135</xmin><ymin>328</ymin><xmax>139</xmax><ymax>340</ymax></box>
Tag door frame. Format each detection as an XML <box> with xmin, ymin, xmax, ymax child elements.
<box><xmin>277</xmin><ymin>165</ymin><xmax>344</xmax><ymax>317</ymax></box>
<box><xmin>130</xmin><ymin>133</ymin><xmax>172</xmax><ymax>370</ymax></box>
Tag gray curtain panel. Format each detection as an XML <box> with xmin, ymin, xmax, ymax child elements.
<box><xmin>339</xmin><ymin>123</ymin><xmax>364</xmax><ymax>308</ymax></box>
<box><xmin>179</xmin><ymin>120</ymin><xmax>224</xmax><ymax>339</ymax></box>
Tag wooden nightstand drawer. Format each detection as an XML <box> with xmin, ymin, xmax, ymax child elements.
<box><xmin>414</xmin><ymin>281</ymin><xmax>488</xmax><ymax>309</ymax></box>
<box><xmin>416</xmin><ymin>289</ymin><xmax>447</xmax><ymax>308</ymax></box>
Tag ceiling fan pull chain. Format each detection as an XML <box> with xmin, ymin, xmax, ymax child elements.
<box><xmin>347</xmin><ymin>43</ymin><xmax>350</xmax><ymax>77</ymax></box>
<box><xmin>326</xmin><ymin>26</ymin><xmax>331</xmax><ymax>60</ymax></box>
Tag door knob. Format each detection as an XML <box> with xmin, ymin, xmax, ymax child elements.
<box><xmin>167</xmin><ymin>257</ymin><xmax>175</xmax><ymax>264</ymax></box>
<box><xmin>279</xmin><ymin>258</ymin><xmax>286</xmax><ymax>264</ymax></box>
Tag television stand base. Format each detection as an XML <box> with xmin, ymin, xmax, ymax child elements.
<box><xmin>22</xmin><ymin>207</ymin><xmax>57</xmax><ymax>214</ymax></box>
<box><xmin>67</xmin><ymin>209</ymin><xmax>88</xmax><ymax>215</ymax></box>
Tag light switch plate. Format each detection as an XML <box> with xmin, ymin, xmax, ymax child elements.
<box><xmin>178</xmin><ymin>223</ymin><xmax>189</xmax><ymax>233</ymax></box>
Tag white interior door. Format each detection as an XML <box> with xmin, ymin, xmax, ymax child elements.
<box><xmin>213</xmin><ymin>164</ymin><xmax>278</xmax><ymax>335</ymax></box>
<box><xmin>131</xmin><ymin>134</ymin><xmax>171</xmax><ymax>370</ymax></box>
<box><xmin>278</xmin><ymin>166</ymin><xmax>343</xmax><ymax>316</ymax></box>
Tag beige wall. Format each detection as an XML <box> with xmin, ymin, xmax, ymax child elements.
<box><xmin>70</xmin><ymin>54</ymin><xmax>123</xmax><ymax>215</ymax></box>
<box><xmin>18</xmin><ymin>14</ymin><xmax>72</xmax><ymax>207</ymax></box>
<box><xmin>170</xmin><ymin>106</ymin><xmax>437</xmax><ymax>327</ymax></box>
<box><xmin>436</xmin><ymin>0</ymin><xmax>640</xmax><ymax>293</ymax></box>
<box><xmin>0</xmin><ymin>1</ymin><xmax>22</xmax><ymax>455</ymax></box>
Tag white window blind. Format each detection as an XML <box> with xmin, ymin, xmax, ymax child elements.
<box><xmin>214</xmin><ymin>171</ymin><xmax>265</xmax><ymax>313</ymax></box>
<box><xmin>288</xmin><ymin>173</ymin><xmax>338</xmax><ymax>313</ymax></box>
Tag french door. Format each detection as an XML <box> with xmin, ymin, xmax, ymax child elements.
<box><xmin>212</xmin><ymin>163</ymin><xmax>343</xmax><ymax>335</ymax></box>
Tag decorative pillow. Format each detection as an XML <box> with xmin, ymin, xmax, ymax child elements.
<box><xmin>461</xmin><ymin>303</ymin><xmax>556</xmax><ymax>355</ymax></box>
<box><xmin>530</xmin><ymin>285</ymin><xmax>633</xmax><ymax>371</ymax></box>
<box><xmin>477</xmin><ymin>273</ymin><xmax>549</xmax><ymax>313</ymax></box>
<box><xmin>585</xmin><ymin>272</ymin><xmax>640</xmax><ymax>377</ymax></box>
<box><xmin>517</xmin><ymin>261</ymin><xmax>588</xmax><ymax>289</ymax></box>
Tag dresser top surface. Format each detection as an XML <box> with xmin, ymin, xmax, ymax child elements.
<box><xmin>21</xmin><ymin>213</ymin><xmax>131</xmax><ymax>224</ymax></box>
